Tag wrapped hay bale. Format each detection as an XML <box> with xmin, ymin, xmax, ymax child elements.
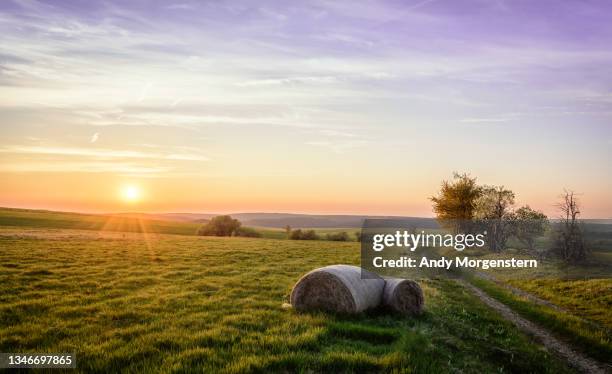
<box><xmin>290</xmin><ymin>265</ymin><xmax>384</xmax><ymax>314</ymax></box>
<box><xmin>382</xmin><ymin>278</ymin><xmax>424</xmax><ymax>315</ymax></box>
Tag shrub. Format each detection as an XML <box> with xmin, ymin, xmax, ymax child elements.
<box><xmin>289</xmin><ymin>229</ymin><xmax>303</xmax><ymax>240</ymax></box>
<box><xmin>289</xmin><ymin>229</ymin><xmax>319</xmax><ymax>240</ymax></box>
<box><xmin>326</xmin><ymin>232</ymin><xmax>349</xmax><ymax>241</ymax></box>
<box><xmin>301</xmin><ymin>230</ymin><xmax>318</xmax><ymax>240</ymax></box>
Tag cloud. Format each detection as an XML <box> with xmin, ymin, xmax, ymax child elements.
<box><xmin>0</xmin><ymin>161</ymin><xmax>170</xmax><ymax>175</ymax></box>
<box><xmin>0</xmin><ymin>145</ymin><xmax>208</xmax><ymax>161</ymax></box>
<box><xmin>170</xmin><ymin>98</ymin><xmax>183</xmax><ymax>107</ymax></box>
<box><xmin>235</xmin><ymin>76</ymin><xmax>339</xmax><ymax>87</ymax></box>
<box><xmin>305</xmin><ymin>139</ymin><xmax>368</xmax><ymax>154</ymax></box>
<box><xmin>460</xmin><ymin>117</ymin><xmax>512</xmax><ymax>123</ymax></box>
<box><xmin>137</xmin><ymin>82</ymin><xmax>154</xmax><ymax>103</ymax></box>
<box><xmin>165</xmin><ymin>3</ymin><xmax>196</xmax><ymax>10</ymax></box>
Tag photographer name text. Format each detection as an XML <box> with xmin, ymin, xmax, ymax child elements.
<box><xmin>372</xmin><ymin>256</ymin><xmax>538</xmax><ymax>270</ymax></box>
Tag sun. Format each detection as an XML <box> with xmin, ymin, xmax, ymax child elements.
<box><xmin>121</xmin><ymin>185</ymin><xmax>141</xmax><ymax>203</ymax></box>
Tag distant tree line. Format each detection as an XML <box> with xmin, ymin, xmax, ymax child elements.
<box><xmin>431</xmin><ymin>173</ymin><xmax>588</xmax><ymax>262</ymax></box>
<box><xmin>286</xmin><ymin>226</ymin><xmax>351</xmax><ymax>241</ymax></box>
<box><xmin>198</xmin><ymin>218</ymin><xmax>356</xmax><ymax>242</ymax></box>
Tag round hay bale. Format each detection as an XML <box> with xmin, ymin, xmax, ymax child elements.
<box><xmin>290</xmin><ymin>265</ymin><xmax>385</xmax><ymax>314</ymax></box>
<box><xmin>382</xmin><ymin>278</ymin><xmax>424</xmax><ymax>315</ymax></box>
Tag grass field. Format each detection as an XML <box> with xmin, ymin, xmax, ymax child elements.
<box><xmin>508</xmin><ymin>278</ymin><xmax>612</xmax><ymax>330</ymax></box>
<box><xmin>468</xmin><ymin>276</ymin><xmax>611</xmax><ymax>363</ymax></box>
<box><xmin>0</xmin><ymin>208</ymin><xmax>358</xmax><ymax>241</ymax></box>
<box><xmin>0</xmin><ymin>226</ymin><xmax>573</xmax><ymax>373</ymax></box>
<box><xmin>0</xmin><ymin>208</ymin><xmax>201</xmax><ymax>236</ymax></box>
<box><xmin>440</xmin><ymin>243</ymin><xmax>612</xmax><ymax>365</ymax></box>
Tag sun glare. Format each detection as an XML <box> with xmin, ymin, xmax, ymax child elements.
<box><xmin>121</xmin><ymin>185</ymin><xmax>141</xmax><ymax>203</ymax></box>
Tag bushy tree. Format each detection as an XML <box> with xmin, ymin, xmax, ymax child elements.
<box><xmin>474</xmin><ymin>185</ymin><xmax>516</xmax><ymax>252</ymax></box>
<box><xmin>431</xmin><ymin>173</ymin><xmax>482</xmax><ymax>234</ymax></box>
<box><xmin>514</xmin><ymin>205</ymin><xmax>548</xmax><ymax>251</ymax></box>
<box><xmin>197</xmin><ymin>215</ymin><xmax>241</xmax><ymax>236</ymax></box>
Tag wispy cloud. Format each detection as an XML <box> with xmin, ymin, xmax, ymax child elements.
<box><xmin>235</xmin><ymin>76</ymin><xmax>339</xmax><ymax>87</ymax></box>
<box><xmin>0</xmin><ymin>145</ymin><xmax>209</xmax><ymax>161</ymax></box>
<box><xmin>460</xmin><ymin>117</ymin><xmax>512</xmax><ymax>123</ymax></box>
<box><xmin>305</xmin><ymin>139</ymin><xmax>368</xmax><ymax>154</ymax></box>
<box><xmin>0</xmin><ymin>161</ymin><xmax>170</xmax><ymax>175</ymax></box>
<box><xmin>164</xmin><ymin>3</ymin><xmax>196</xmax><ymax>11</ymax></box>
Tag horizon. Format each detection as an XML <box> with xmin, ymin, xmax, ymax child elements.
<box><xmin>1</xmin><ymin>0</ymin><xmax>611</xmax><ymax>218</ymax></box>
<box><xmin>2</xmin><ymin>205</ymin><xmax>611</xmax><ymax>221</ymax></box>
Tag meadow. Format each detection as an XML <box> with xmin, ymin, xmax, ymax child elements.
<box><xmin>0</xmin><ymin>208</ymin><xmax>356</xmax><ymax>241</ymax></box>
<box><xmin>0</xmin><ymin>226</ymin><xmax>573</xmax><ymax>373</ymax></box>
<box><xmin>2</xmin><ymin>208</ymin><xmax>611</xmax><ymax>372</ymax></box>
<box><xmin>0</xmin><ymin>208</ymin><xmax>201</xmax><ymax>236</ymax></box>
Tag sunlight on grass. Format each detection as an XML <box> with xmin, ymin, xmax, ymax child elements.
<box><xmin>0</xmin><ymin>228</ymin><xmax>573</xmax><ymax>373</ymax></box>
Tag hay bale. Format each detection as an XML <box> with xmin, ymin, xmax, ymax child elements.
<box><xmin>290</xmin><ymin>265</ymin><xmax>385</xmax><ymax>314</ymax></box>
<box><xmin>382</xmin><ymin>278</ymin><xmax>424</xmax><ymax>315</ymax></box>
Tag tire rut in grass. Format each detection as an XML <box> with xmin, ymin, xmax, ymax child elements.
<box><xmin>457</xmin><ymin>279</ymin><xmax>609</xmax><ymax>374</ymax></box>
<box><xmin>473</xmin><ymin>271</ymin><xmax>610</xmax><ymax>333</ymax></box>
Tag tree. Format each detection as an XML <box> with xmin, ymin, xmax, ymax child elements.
<box><xmin>431</xmin><ymin>173</ymin><xmax>482</xmax><ymax>234</ymax></box>
<box><xmin>197</xmin><ymin>215</ymin><xmax>241</xmax><ymax>236</ymax></box>
<box><xmin>474</xmin><ymin>185</ymin><xmax>516</xmax><ymax>252</ymax></box>
<box><xmin>514</xmin><ymin>205</ymin><xmax>548</xmax><ymax>251</ymax></box>
<box><xmin>552</xmin><ymin>190</ymin><xmax>588</xmax><ymax>262</ymax></box>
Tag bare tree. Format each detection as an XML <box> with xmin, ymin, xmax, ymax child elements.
<box><xmin>552</xmin><ymin>190</ymin><xmax>588</xmax><ymax>262</ymax></box>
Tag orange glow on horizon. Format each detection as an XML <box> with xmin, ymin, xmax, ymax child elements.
<box><xmin>0</xmin><ymin>172</ymin><xmax>610</xmax><ymax>218</ymax></box>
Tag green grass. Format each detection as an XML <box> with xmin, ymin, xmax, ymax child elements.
<box><xmin>0</xmin><ymin>208</ymin><xmax>360</xmax><ymax>242</ymax></box>
<box><xmin>508</xmin><ymin>278</ymin><xmax>612</xmax><ymax>330</ymax></box>
<box><xmin>468</xmin><ymin>276</ymin><xmax>612</xmax><ymax>364</ymax></box>
<box><xmin>0</xmin><ymin>207</ymin><xmax>201</xmax><ymax>236</ymax></box>
<box><xmin>0</xmin><ymin>227</ymin><xmax>573</xmax><ymax>373</ymax></box>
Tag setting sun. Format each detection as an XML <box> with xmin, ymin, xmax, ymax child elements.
<box><xmin>121</xmin><ymin>185</ymin><xmax>141</xmax><ymax>203</ymax></box>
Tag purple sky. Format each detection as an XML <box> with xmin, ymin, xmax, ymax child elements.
<box><xmin>0</xmin><ymin>0</ymin><xmax>611</xmax><ymax>216</ymax></box>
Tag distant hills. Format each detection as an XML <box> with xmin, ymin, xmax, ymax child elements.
<box><xmin>115</xmin><ymin>212</ymin><xmax>440</xmax><ymax>229</ymax></box>
<box><xmin>0</xmin><ymin>207</ymin><xmax>443</xmax><ymax>237</ymax></box>
<box><xmin>4</xmin><ymin>207</ymin><xmax>611</xmax><ymax>230</ymax></box>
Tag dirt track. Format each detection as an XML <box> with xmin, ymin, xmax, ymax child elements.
<box><xmin>458</xmin><ymin>279</ymin><xmax>610</xmax><ymax>374</ymax></box>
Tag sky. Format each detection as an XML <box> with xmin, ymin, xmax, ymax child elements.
<box><xmin>0</xmin><ymin>0</ymin><xmax>611</xmax><ymax>217</ymax></box>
